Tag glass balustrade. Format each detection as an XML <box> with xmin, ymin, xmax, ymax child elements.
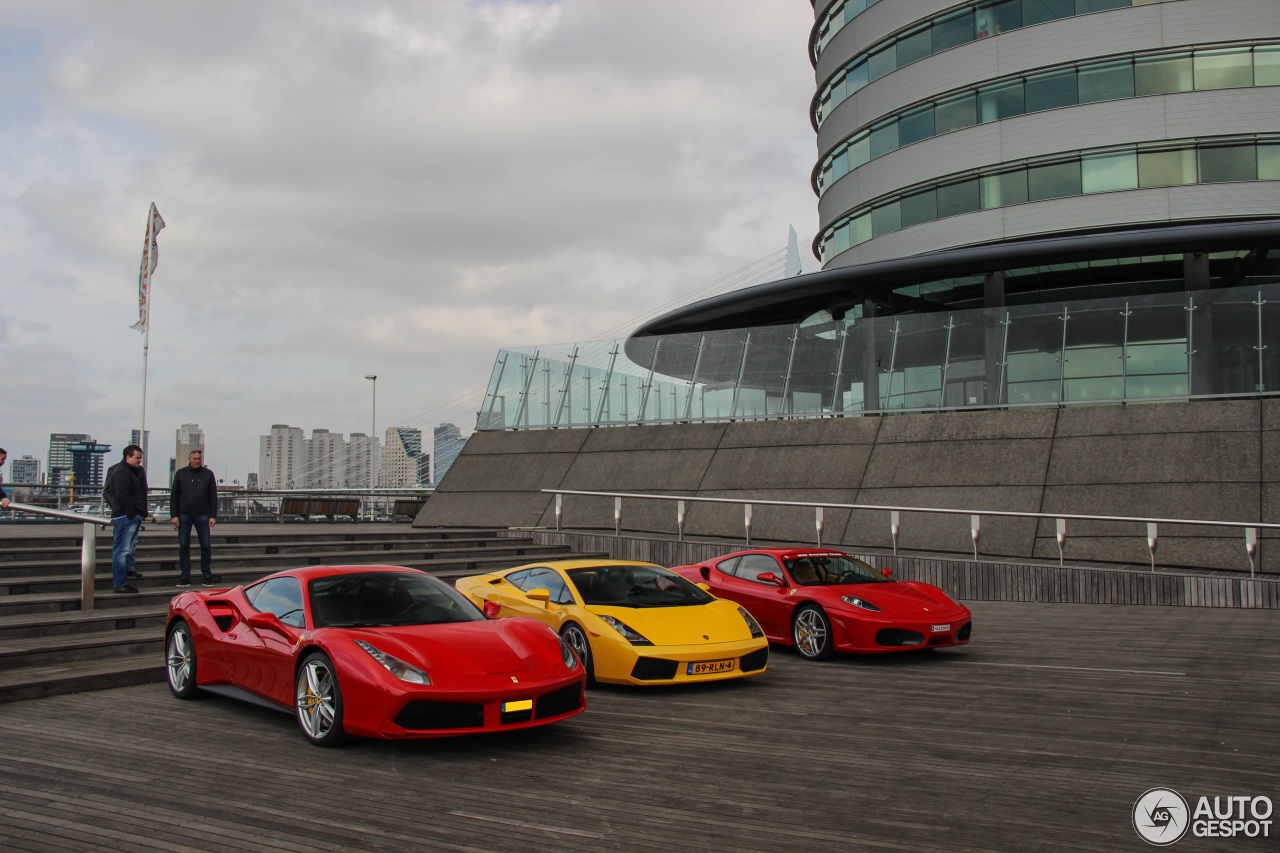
<box><xmin>478</xmin><ymin>281</ymin><xmax>1280</xmax><ymax>429</ymax></box>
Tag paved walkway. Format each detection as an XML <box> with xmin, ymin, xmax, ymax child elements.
<box><xmin>0</xmin><ymin>601</ymin><xmax>1276</xmax><ymax>852</ymax></box>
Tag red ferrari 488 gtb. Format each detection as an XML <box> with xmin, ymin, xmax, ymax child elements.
<box><xmin>165</xmin><ymin>565</ymin><xmax>586</xmax><ymax>745</ymax></box>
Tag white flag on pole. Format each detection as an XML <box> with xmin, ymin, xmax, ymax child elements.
<box><xmin>131</xmin><ymin>202</ymin><xmax>166</xmax><ymax>333</ymax></box>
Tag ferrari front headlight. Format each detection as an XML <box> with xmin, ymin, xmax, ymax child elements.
<box><xmin>545</xmin><ymin>625</ymin><xmax>580</xmax><ymax>670</ymax></box>
<box><xmin>354</xmin><ymin>639</ymin><xmax>431</xmax><ymax>684</ymax></box>
<box><xmin>599</xmin><ymin>614</ymin><xmax>653</xmax><ymax>646</ymax></box>
<box><xmin>840</xmin><ymin>595</ymin><xmax>881</xmax><ymax>612</ymax></box>
<box><xmin>737</xmin><ymin>606</ymin><xmax>764</xmax><ymax>638</ymax></box>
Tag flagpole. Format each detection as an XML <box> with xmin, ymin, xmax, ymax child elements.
<box><xmin>139</xmin><ymin>208</ymin><xmax>154</xmax><ymax>467</ymax></box>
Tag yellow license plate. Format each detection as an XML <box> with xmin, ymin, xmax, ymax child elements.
<box><xmin>687</xmin><ymin>659</ymin><xmax>735</xmax><ymax>675</ymax></box>
<box><xmin>502</xmin><ymin>699</ymin><xmax>533</xmax><ymax>713</ymax></box>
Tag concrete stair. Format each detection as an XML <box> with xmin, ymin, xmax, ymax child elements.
<box><xmin>0</xmin><ymin>524</ymin><xmax>604</xmax><ymax>704</ymax></box>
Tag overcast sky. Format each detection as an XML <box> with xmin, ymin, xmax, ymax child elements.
<box><xmin>0</xmin><ymin>1</ymin><xmax>818</xmax><ymax>485</ymax></box>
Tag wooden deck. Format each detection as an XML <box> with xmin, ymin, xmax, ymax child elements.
<box><xmin>0</xmin><ymin>600</ymin><xmax>1276</xmax><ymax>852</ymax></box>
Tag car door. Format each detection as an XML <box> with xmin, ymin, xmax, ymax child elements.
<box><xmin>717</xmin><ymin>554</ymin><xmax>793</xmax><ymax>638</ymax></box>
<box><xmin>228</xmin><ymin>576</ymin><xmax>305</xmax><ymax>707</ymax></box>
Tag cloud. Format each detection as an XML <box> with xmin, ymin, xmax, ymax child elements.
<box><xmin>0</xmin><ymin>0</ymin><xmax>818</xmax><ymax>480</ymax></box>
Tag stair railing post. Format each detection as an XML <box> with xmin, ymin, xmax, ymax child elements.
<box><xmin>81</xmin><ymin>522</ymin><xmax>97</xmax><ymax>612</ymax></box>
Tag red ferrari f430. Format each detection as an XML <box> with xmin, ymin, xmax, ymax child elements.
<box><xmin>672</xmin><ymin>549</ymin><xmax>971</xmax><ymax>659</ymax></box>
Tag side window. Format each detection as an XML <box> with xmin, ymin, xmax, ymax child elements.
<box><xmin>505</xmin><ymin>569</ymin><xmax>535</xmax><ymax>590</ymax></box>
<box><xmin>736</xmin><ymin>555</ymin><xmax>784</xmax><ymax>584</ymax></box>
<box><xmin>528</xmin><ymin>568</ymin><xmax>574</xmax><ymax>604</ymax></box>
<box><xmin>714</xmin><ymin>556</ymin><xmax>741</xmax><ymax>577</ymax></box>
<box><xmin>246</xmin><ymin>577</ymin><xmax>305</xmax><ymax>627</ymax></box>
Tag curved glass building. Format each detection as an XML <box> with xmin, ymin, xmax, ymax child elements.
<box><xmin>479</xmin><ymin>0</ymin><xmax>1280</xmax><ymax>429</ymax></box>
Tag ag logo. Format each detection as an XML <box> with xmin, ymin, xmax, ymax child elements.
<box><xmin>1134</xmin><ymin>788</ymin><xmax>1190</xmax><ymax>846</ymax></box>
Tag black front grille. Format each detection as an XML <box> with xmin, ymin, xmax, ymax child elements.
<box><xmin>739</xmin><ymin>647</ymin><xmax>769</xmax><ymax>672</ymax></box>
<box><xmin>875</xmin><ymin>628</ymin><xmax>925</xmax><ymax>647</ymax></box>
<box><xmin>535</xmin><ymin>684</ymin><xmax>583</xmax><ymax>719</ymax></box>
<box><xmin>394</xmin><ymin>700</ymin><xmax>484</xmax><ymax>730</ymax></box>
<box><xmin>957</xmin><ymin>621</ymin><xmax>972</xmax><ymax>641</ymax></box>
<box><xmin>631</xmin><ymin>657</ymin><xmax>680</xmax><ymax>681</ymax></box>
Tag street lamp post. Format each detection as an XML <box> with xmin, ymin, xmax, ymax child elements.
<box><xmin>365</xmin><ymin>374</ymin><xmax>377</xmax><ymax>520</ymax></box>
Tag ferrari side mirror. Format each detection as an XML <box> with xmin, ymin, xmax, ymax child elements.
<box><xmin>757</xmin><ymin>571</ymin><xmax>787</xmax><ymax>587</ymax></box>
<box><xmin>882</xmin><ymin>568</ymin><xmax>893</xmax><ymax>578</ymax></box>
<box><xmin>247</xmin><ymin>611</ymin><xmax>283</xmax><ymax>632</ymax></box>
<box><xmin>696</xmin><ymin>582</ymin><xmax>711</xmax><ymax>592</ymax></box>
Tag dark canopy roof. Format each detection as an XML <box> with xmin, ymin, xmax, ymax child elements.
<box><xmin>632</xmin><ymin>220</ymin><xmax>1280</xmax><ymax>337</ymax></box>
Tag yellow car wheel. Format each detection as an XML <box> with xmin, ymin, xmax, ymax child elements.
<box><xmin>560</xmin><ymin>622</ymin><xmax>595</xmax><ymax>685</ymax></box>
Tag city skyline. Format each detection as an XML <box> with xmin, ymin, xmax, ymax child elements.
<box><xmin>0</xmin><ymin>2</ymin><xmax>817</xmax><ymax>482</ymax></box>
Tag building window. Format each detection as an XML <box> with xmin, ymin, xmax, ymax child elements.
<box><xmin>1027</xmin><ymin>160</ymin><xmax>1082</xmax><ymax>200</ymax></box>
<box><xmin>1194</xmin><ymin>48</ymin><xmax>1254</xmax><ymax>90</ymax></box>
<box><xmin>1082</xmin><ymin>150</ymin><xmax>1138</xmax><ymax>193</ymax></box>
<box><xmin>1078</xmin><ymin>60</ymin><xmax>1134</xmax><ymax>103</ymax></box>
<box><xmin>938</xmin><ymin>178</ymin><xmax>982</xmax><ymax>217</ymax></box>
<box><xmin>1198</xmin><ymin>144</ymin><xmax>1257</xmax><ymax>182</ymax></box>
<box><xmin>1138</xmin><ymin>148</ymin><xmax>1196</xmax><ymax>187</ymax></box>
<box><xmin>1026</xmin><ymin>69</ymin><xmax>1079</xmax><ymax>112</ymax></box>
<box><xmin>1135</xmin><ymin>53</ymin><xmax>1192</xmax><ymax>95</ymax></box>
<box><xmin>900</xmin><ymin>189</ymin><xmax>939</xmax><ymax>228</ymax></box>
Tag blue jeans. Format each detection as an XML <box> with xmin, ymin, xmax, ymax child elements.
<box><xmin>111</xmin><ymin>516</ymin><xmax>142</xmax><ymax>588</ymax></box>
<box><xmin>177</xmin><ymin>514</ymin><xmax>212</xmax><ymax>581</ymax></box>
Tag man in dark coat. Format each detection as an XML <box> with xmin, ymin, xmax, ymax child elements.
<box><xmin>170</xmin><ymin>449</ymin><xmax>218</xmax><ymax>587</ymax></box>
<box><xmin>104</xmin><ymin>444</ymin><xmax>148</xmax><ymax>594</ymax></box>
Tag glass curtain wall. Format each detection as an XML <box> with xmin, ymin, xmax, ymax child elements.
<box><xmin>478</xmin><ymin>281</ymin><xmax>1280</xmax><ymax>429</ymax></box>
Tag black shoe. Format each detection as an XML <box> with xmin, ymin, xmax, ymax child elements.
<box><xmin>201</xmin><ymin>576</ymin><xmax>219</xmax><ymax>587</ymax></box>
<box><xmin>175</xmin><ymin>580</ymin><xmax>191</xmax><ymax>588</ymax></box>
<box><xmin>113</xmin><ymin>585</ymin><xmax>139</xmax><ymax>594</ymax></box>
<box><xmin>126</xmin><ymin>570</ymin><xmax>143</xmax><ymax>579</ymax></box>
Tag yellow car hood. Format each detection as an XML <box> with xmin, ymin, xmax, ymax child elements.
<box><xmin>588</xmin><ymin>600</ymin><xmax>751</xmax><ymax>646</ymax></box>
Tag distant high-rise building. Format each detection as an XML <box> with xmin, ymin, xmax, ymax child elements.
<box><xmin>8</xmin><ymin>455</ymin><xmax>40</xmax><ymax>500</ymax></box>
<box><xmin>175</xmin><ymin>424</ymin><xmax>204</xmax><ymax>467</ymax></box>
<box><xmin>345</xmin><ymin>433</ymin><xmax>378</xmax><ymax>489</ymax></box>
<box><xmin>417</xmin><ymin>453</ymin><xmax>431</xmax><ymax>486</ymax></box>
<box><xmin>68</xmin><ymin>441</ymin><xmax>112</xmax><ymax>488</ymax></box>
<box><xmin>433</xmin><ymin>423</ymin><xmax>464</xmax><ymax>484</ymax></box>
<box><xmin>47</xmin><ymin>433</ymin><xmax>90</xmax><ymax>486</ymax></box>
<box><xmin>379</xmin><ymin>427</ymin><xmax>423</xmax><ymax>488</ymax></box>
<box><xmin>258</xmin><ymin>424</ymin><xmax>305</xmax><ymax>489</ymax></box>
<box><xmin>246</xmin><ymin>472</ymin><xmax>259</xmax><ymax>490</ymax></box>
<box><xmin>305</xmin><ymin>429</ymin><xmax>345</xmax><ymax>488</ymax></box>
<box><xmin>10</xmin><ymin>455</ymin><xmax>40</xmax><ymax>485</ymax></box>
<box><xmin>131</xmin><ymin>429</ymin><xmax>152</xmax><ymax>470</ymax></box>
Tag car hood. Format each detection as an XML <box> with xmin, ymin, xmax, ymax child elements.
<box><xmin>341</xmin><ymin>619</ymin><xmax>549</xmax><ymax>675</ymax></box>
<box><xmin>587</xmin><ymin>600</ymin><xmax>751</xmax><ymax>645</ymax></box>
<box><xmin>826</xmin><ymin>582</ymin><xmax>964</xmax><ymax>616</ymax></box>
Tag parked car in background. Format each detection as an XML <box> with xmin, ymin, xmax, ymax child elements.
<box><xmin>671</xmin><ymin>549</ymin><xmax>971</xmax><ymax>660</ymax></box>
<box><xmin>456</xmin><ymin>559</ymin><xmax>769</xmax><ymax>686</ymax></box>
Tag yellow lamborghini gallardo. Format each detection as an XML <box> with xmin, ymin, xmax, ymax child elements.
<box><xmin>455</xmin><ymin>560</ymin><xmax>769</xmax><ymax>686</ymax></box>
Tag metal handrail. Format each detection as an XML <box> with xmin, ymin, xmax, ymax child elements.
<box><xmin>5</xmin><ymin>503</ymin><xmax>110</xmax><ymax>611</ymax></box>
<box><xmin>543</xmin><ymin>489</ymin><xmax>1275</xmax><ymax>577</ymax></box>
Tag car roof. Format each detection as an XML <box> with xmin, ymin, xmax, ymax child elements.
<box><xmin>504</xmin><ymin>559</ymin><xmax>661</xmax><ymax>572</ymax></box>
<box><xmin>716</xmin><ymin>548</ymin><xmax>853</xmax><ymax>561</ymax></box>
<box><xmin>258</xmin><ymin>564</ymin><xmax>430</xmax><ymax>583</ymax></box>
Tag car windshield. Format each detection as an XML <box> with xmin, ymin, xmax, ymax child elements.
<box><xmin>309</xmin><ymin>572</ymin><xmax>486</xmax><ymax>627</ymax></box>
<box><xmin>783</xmin><ymin>554</ymin><xmax>891</xmax><ymax>586</ymax></box>
<box><xmin>567</xmin><ymin>565</ymin><xmax>715</xmax><ymax>608</ymax></box>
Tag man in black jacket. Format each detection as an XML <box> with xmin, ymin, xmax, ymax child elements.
<box><xmin>170</xmin><ymin>449</ymin><xmax>218</xmax><ymax>587</ymax></box>
<box><xmin>105</xmin><ymin>444</ymin><xmax>148</xmax><ymax>594</ymax></box>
